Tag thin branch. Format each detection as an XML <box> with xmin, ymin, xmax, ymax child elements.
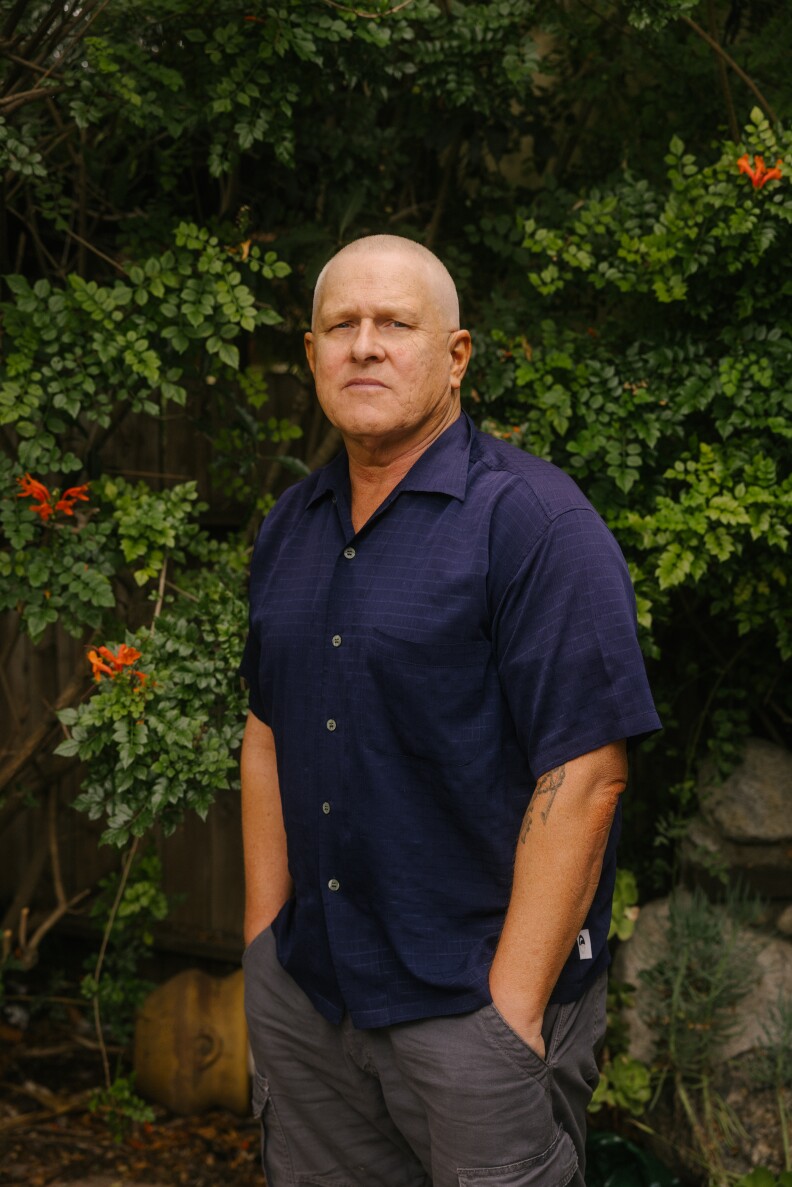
<box><xmin>0</xmin><ymin>650</ymin><xmax>22</xmax><ymax>735</ymax></box>
<box><xmin>62</xmin><ymin>224</ymin><xmax>127</xmax><ymax>275</ymax></box>
<box><xmin>319</xmin><ymin>0</ymin><xmax>415</xmax><ymax>18</ymax></box>
<box><xmin>1</xmin><ymin>0</ymin><xmax>33</xmax><ymax>44</ymax></box>
<box><xmin>3</xmin><ymin>0</ymin><xmax>111</xmax><ymax>103</ymax></box>
<box><xmin>5</xmin><ymin>201</ymin><xmax>62</xmax><ymax>277</ymax></box>
<box><xmin>680</xmin><ymin>15</ymin><xmax>779</xmax><ymax>126</ymax></box>
<box><xmin>706</xmin><ymin>0</ymin><xmax>739</xmax><ymax>142</ymax></box>
<box><xmin>47</xmin><ymin>786</ymin><xmax>66</xmax><ymax>907</ymax></box>
<box><xmin>77</xmin><ymin>125</ymin><xmax>87</xmax><ymax>276</ymax></box>
<box><xmin>0</xmin><ymin>674</ymin><xmax>85</xmax><ymax>796</ymax></box>
<box><xmin>152</xmin><ymin>555</ymin><xmax>168</xmax><ymax>624</ymax></box>
<box><xmin>14</xmin><ymin>0</ymin><xmax>74</xmax><ymax>72</ymax></box>
<box><xmin>165</xmin><ymin>579</ymin><xmax>199</xmax><ymax>604</ymax></box>
<box><xmin>425</xmin><ymin>128</ymin><xmax>462</xmax><ymax>251</ymax></box>
<box><xmin>92</xmin><ymin>837</ymin><xmax>140</xmax><ymax>1089</ymax></box>
<box><xmin>0</xmin><ymin>1090</ymin><xmax>93</xmax><ymax>1133</ymax></box>
<box><xmin>26</xmin><ymin>887</ymin><xmax>90</xmax><ymax>955</ymax></box>
<box><xmin>0</xmin><ymin>50</ymin><xmax>58</xmax><ymax>75</ymax></box>
<box><xmin>0</xmin><ymin>85</ymin><xmax>61</xmax><ymax>113</ymax></box>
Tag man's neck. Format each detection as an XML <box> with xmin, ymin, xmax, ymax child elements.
<box><xmin>345</xmin><ymin>405</ymin><xmax>460</xmax><ymax>533</ymax></box>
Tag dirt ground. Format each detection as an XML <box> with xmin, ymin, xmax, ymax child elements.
<box><xmin>0</xmin><ymin>1010</ymin><xmax>264</xmax><ymax>1187</ymax></box>
<box><xmin>1</xmin><ymin>937</ymin><xmax>264</xmax><ymax>1187</ymax></box>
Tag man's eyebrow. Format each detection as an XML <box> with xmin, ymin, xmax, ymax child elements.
<box><xmin>321</xmin><ymin>306</ymin><xmax>422</xmax><ymax>324</ymax></box>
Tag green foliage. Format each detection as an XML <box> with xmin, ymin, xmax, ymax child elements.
<box><xmin>476</xmin><ymin>113</ymin><xmax>792</xmax><ymax>879</ymax></box>
<box><xmin>749</xmin><ymin>993</ymin><xmax>792</xmax><ymax>1175</ymax></box>
<box><xmin>608</xmin><ymin>869</ymin><xmax>640</xmax><ymax>942</ymax></box>
<box><xmin>588</xmin><ymin>969</ymin><xmax>652</xmax><ymax>1122</ymax></box>
<box><xmin>640</xmin><ymin>886</ymin><xmax>762</xmax><ymax>1079</ymax></box>
<box><xmin>589</xmin><ymin>1052</ymin><xmax>652</xmax><ymax>1117</ymax></box>
<box><xmin>627</xmin><ymin>2</ymin><xmax>702</xmax><ymax>34</ymax></box>
<box><xmin>100</xmin><ymin>477</ymin><xmax>204</xmax><ymax>585</ymax></box>
<box><xmin>0</xmin><ymin>222</ymin><xmax>285</xmax><ymax>478</ymax></box>
<box><xmin>0</xmin><ymin>216</ymin><xmax>286</xmax><ymax>828</ymax></box>
<box><xmin>586</xmin><ymin>1131</ymin><xmax>682</xmax><ymax>1187</ymax></box>
<box><xmin>89</xmin><ymin>1073</ymin><xmax>155</xmax><ymax>1143</ymax></box>
<box><xmin>734</xmin><ymin>1172</ymin><xmax>792</xmax><ymax>1187</ymax></box>
<box><xmin>56</xmin><ymin>542</ymin><xmax>249</xmax><ymax>846</ymax></box>
<box><xmin>638</xmin><ymin>886</ymin><xmax>765</xmax><ymax>1181</ymax></box>
<box><xmin>0</xmin><ymin>483</ymin><xmax>118</xmax><ymax>642</ymax></box>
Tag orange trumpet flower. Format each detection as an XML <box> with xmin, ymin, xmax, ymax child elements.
<box><xmin>16</xmin><ymin>474</ymin><xmax>90</xmax><ymax>521</ymax></box>
<box><xmin>737</xmin><ymin>153</ymin><xmax>783</xmax><ymax>189</ymax></box>
<box><xmin>55</xmin><ymin>484</ymin><xmax>90</xmax><ymax>516</ymax></box>
<box><xmin>16</xmin><ymin>473</ymin><xmax>54</xmax><ymax>520</ymax></box>
<box><xmin>88</xmin><ymin>643</ymin><xmax>147</xmax><ymax>683</ymax></box>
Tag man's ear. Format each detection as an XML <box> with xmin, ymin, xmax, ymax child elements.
<box><xmin>304</xmin><ymin>331</ymin><xmax>316</xmax><ymax>376</ymax></box>
<box><xmin>449</xmin><ymin>330</ymin><xmax>472</xmax><ymax>391</ymax></box>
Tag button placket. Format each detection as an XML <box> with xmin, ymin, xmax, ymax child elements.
<box><xmin>320</xmin><ymin>532</ymin><xmax>361</xmax><ymax>922</ymax></box>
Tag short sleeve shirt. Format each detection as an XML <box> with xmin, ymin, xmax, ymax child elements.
<box><xmin>240</xmin><ymin>413</ymin><xmax>661</xmax><ymax>1027</ymax></box>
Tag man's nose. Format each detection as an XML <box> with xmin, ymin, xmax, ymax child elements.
<box><xmin>350</xmin><ymin>320</ymin><xmax>385</xmax><ymax>361</ymax></box>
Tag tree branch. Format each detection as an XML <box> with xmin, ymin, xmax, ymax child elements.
<box><xmin>0</xmin><ymin>674</ymin><xmax>85</xmax><ymax>796</ymax></box>
<box><xmin>0</xmin><ymin>85</ymin><xmax>61</xmax><ymax>113</ymax></box>
<box><xmin>320</xmin><ymin>0</ymin><xmax>416</xmax><ymax>18</ymax></box>
<box><xmin>425</xmin><ymin>128</ymin><xmax>462</xmax><ymax>251</ymax></box>
<box><xmin>680</xmin><ymin>15</ymin><xmax>779</xmax><ymax>126</ymax></box>
<box><xmin>706</xmin><ymin>0</ymin><xmax>739</xmax><ymax>142</ymax></box>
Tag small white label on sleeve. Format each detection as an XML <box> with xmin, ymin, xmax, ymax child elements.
<box><xmin>577</xmin><ymin>929</ymin><xmax>592</xmax><ymax>960</ymax></box>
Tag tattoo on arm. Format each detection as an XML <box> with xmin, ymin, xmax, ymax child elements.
<box><xmin>519</xmin><ymin>764</ymin><xmax>567</xmax><ymax>843</ymax></box>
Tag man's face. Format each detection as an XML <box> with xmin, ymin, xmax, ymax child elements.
<box><xmin>305</xmin><ymin>248</ymin><xmax>470</xmax><ymax>453</ymax></box>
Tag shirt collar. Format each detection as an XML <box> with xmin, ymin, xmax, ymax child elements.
<box><xmin>307</xmin><ymin>412</ymin><xmax>473</xmax><ymax>508</ymax></box>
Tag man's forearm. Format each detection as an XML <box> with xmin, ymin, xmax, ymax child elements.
<box><xmin>241</xmin><ymin>711</ymin><xmax>293</xmax><ymax>944</ymax></box>
<box><xmin>488</xmin><ymin>740</ymin><xmax>627</xmax><ymax>1056</ymax></box>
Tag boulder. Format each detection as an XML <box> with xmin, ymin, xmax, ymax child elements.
<box><xmin>698</xmin><ymin>738</ymin><xmax>792</xmax><ymax>843</ymax></box>
<box><xmin>681</xmin><ymin>814</ymin><xmax>792</xmax><ymax>900</ymax></box>
<box><xmin>777</xmin><ymin>904</ymin><xmax>792</xmax><ymax>937</ymax></box>
<box><xmin>681</xmin><ymin>739</ymin><xmax>792</xmax><ymax>900</ymax></box>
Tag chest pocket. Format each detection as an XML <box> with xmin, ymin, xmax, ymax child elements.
<box><xmin>362</xmin><ymin>629</ymin><xmax>492</xmax><ymax>766</ymax></box>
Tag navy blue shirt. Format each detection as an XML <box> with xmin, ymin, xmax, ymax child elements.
<box><xmin>240</xmin><ymin>413</ymin><xmax>661</xmax><ymax>1027</ymax></box>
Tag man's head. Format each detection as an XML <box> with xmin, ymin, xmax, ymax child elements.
<box><xmin>305</xmin><ymin>235</ymin><xmax>471</xmax><ymax>456</ymax></box>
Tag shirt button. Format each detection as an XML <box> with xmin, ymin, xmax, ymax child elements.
<box><xmin>331</xmin><ymin>634</ymin><xmax>342</xmax><ymax>647</ymax></box>
<box><xmin>343</xmin><ymin>546</ymin><xmax>356</xmax><ymax>559</ymax></box>
<box><xmin>322</xmin><ymin>801</ymin><xmax>331</xmax><ymax>814</ymax></box>
<box><xmin>328</xmin><ymin>878</ymin><xmax>340</xmax><ymax>892</ymax></box>
<box><xmin>326</xmin><ymin>718</ymin><xmax>337</xmax><ymax>732</ymax></box>
<box><xmin>331</xmin><ymin>495</ymin><xmax>337</xmax><ymax>504</ymax></box>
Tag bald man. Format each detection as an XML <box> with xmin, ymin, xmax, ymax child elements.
<box><xmin>240</xmin><ymin>235</ymin><xmax>660</xmax><ymax>1186</ymax></box>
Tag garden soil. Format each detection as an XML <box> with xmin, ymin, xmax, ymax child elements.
<box><xmin>0</xmin><ymin>939</ymin><xmax>265</xmax><ymax>1187</ymax></box>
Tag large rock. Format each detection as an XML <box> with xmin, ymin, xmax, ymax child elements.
<box><xmin>681</xmin><ymin>815</ymin><xmax>792</xmax><ymax>900</ymax></box>
<box><xmin>682</xmin><ymin>739</ymin><xmax>792</xmax><ymax>900</ymax></box>
<box><xmin>698</xmin><ymin>738</ymin><xmax>792</xmax><ymax>843</ymax></box>
<box><xmin>614</xmin><ymin>895</ymin><xmax>792</xmax><ymax>1064</ymax></box>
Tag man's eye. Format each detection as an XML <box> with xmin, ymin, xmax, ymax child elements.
<box><xmin>388</xmin><ymin>320</ymin><xmax>410</xmax><ymax>329</ymax></box>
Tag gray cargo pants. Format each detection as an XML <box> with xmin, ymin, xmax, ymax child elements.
<box><xmin>243</xmin><ymin>927</ymin><xmax>606</xmax><ymax>1187</ymax></box>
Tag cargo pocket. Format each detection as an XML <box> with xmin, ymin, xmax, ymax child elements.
<box><xmin>252</xmin><ymin>1071</ymin><xmax>294</xmax><ymax>1184</ymax></box>
<box><xmin>457</xmin><ymin>1125</ymin><xmax>578</xmax><ymax>1186</ymax></box>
